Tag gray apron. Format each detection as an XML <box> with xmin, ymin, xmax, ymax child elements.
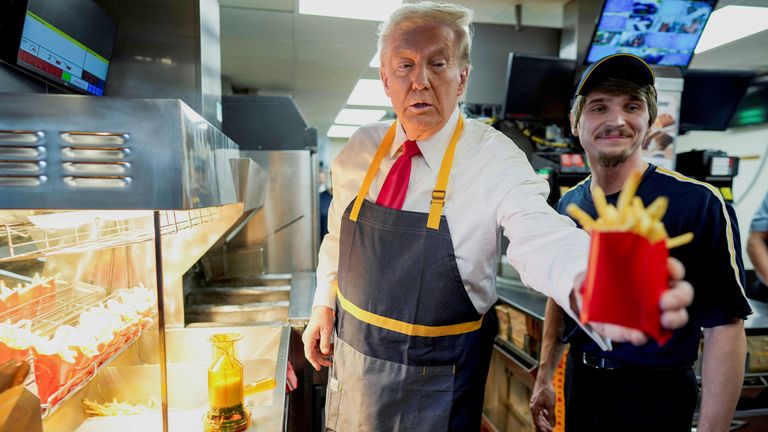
<box><xmin>325</xmin><ymin>118</ymin><xmax>497</xmax><ymax>431</ymax></box>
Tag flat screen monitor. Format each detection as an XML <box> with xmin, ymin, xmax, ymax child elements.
<box><xmin>679</xmin><ymin>69</ymin><xmax>755</xmax><ymax>132</ymax></box>
<box><xmin>586</xmin><ymin>0</ymin><xmax>718</xmax><ymax>67</ymax></box>
<box><xmin>731</xmin><ymin>75</ymin><xmax>768</xmax><ymax>128</ymax></box>
<box><xmin>503</xmin><ymin>54</ymin><xmax>576</xmax><ymax>123</ymax></box>
<box><xmin>0</xmin><ymin>0</ymin><xmax>117</xmax><ymax>96</ymax></box>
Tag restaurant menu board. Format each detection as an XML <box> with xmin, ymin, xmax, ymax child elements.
<box><xmin>586</xmin><ymin>0</ymin><xmax>717</xmax><ymax>67</ymax></box>
<box><xmin>17</xmin><ymin>11</ymin><xmax>109</xmax><ymax>96</ymax></box>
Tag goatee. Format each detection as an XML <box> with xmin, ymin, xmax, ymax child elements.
<box><xmin>598</xmin><ymin>151</ymin><xmax>630</xmax><ymax>168</ymax></box>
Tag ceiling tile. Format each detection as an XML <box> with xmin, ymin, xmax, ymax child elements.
<box><xmin>221</xmin><ymin>38</ymin><xmax>295</xmax><ymax>62</ymax></box>
<box><xmin>220</xmin><ymin>7</ymin><xmax>294</xmax><ymax>39</ymax></box>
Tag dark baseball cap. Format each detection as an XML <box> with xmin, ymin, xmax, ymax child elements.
<box><xmin>575</xmin><ymin>53</ymin><xmax>655</xmax><ymax>97</ymax></box>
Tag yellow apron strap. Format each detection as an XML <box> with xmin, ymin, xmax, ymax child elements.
<box><xmin>333</xmin><ymin>281</ymin><xmax>484</xmax><ymax>337</ymax></box>
<box><xmin>349</xmin><ymin>121</ymin><xmax>398</xmax><ymax>222</ymax></box>
<box><xmin>427</xmin><ymin>116</ymin><xmax>463</xmax><ymax>230</ymax></box>
<box><xmin>349</xmin><ymin>115</ymin><xmax>464</xmax><ymax>229</ymax></box>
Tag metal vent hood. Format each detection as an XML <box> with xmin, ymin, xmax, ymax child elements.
<box><xmin>0</xmin><ymin>93</ymin><xmax>266</xmax><ymax>210</ymax></box>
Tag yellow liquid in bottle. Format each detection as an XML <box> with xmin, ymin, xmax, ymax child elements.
<box><xmin>207</xmin><ymin>333</ymin><xmax>245</xmax><ymax>410</ymax></box>
<box><xmin>209</xmin><ymin>369</ymin><xmax>244</xmax><ymax>409</ymax></box>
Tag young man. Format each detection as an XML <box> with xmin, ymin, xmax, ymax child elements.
<box><xmin>303</xmin><ymin>3</ymin><xmax>693</xmax><ymax>430</ymax></box>
<box><xmin>530</xmin><ymin>54</ymin><xmax>752</xmax><ymax>432</ymax></box>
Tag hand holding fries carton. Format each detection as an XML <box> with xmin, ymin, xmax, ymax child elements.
<box><xmin>567</xmin><ymin>171</ymin><xmax>693</xmax><ymax>346</ymax></box>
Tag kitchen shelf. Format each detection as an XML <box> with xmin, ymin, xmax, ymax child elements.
<box><xmin>0</xmin><ymin>207</ymin><xmax>222</xmax><ymax>262</ymax></box>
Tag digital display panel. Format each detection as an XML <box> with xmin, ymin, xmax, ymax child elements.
<box><xmin>680</xmin><ymin>69</ymin><xmax>754</xmax><ymax>131</ymax></box>
<box><xmin>586</xmin><ymin>0</ymin><xmax>718</xmax><ymax>67</ymax></box>
<box><xmin>15</xmin><ymin>0</ymin><xmax>116</xmax><ymax>96</ymax></box>
<box><xmin>504</xmin><ymin>54</ymin><xmax>576</xmax><ymax>123</ymax></box>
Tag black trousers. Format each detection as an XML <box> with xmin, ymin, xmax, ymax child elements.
<box><xmin>564</xmin><ymin>350</ymin><xmax>698</xmax><ymax>432</ymax></box>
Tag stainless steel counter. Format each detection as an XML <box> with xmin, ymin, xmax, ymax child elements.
<box><xmin>288</xmin><ymin>271</ymin><xmax>316</xmax><ymax>327</ymax></box>
<box><xmin>496</xmin><ymin>276</ymin><xmax>546</xmax><ymax>322</ymax></box>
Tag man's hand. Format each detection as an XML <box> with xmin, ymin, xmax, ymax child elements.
<box><xmin>302</xmin><ymin>306</ymin><xmax>335</xmax><ymax>371</ymax></box>
<box><xmin>578</xmin><ymin>257</ymin><xmax>694</xmax><ymax>345</ymax></box>
<box><xmin>530</xmin><ymin>377</ymin><xmax>556</xmax><ymax>432</ymax></box>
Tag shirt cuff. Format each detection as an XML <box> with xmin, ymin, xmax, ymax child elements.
<box><xmin>312</xmin><ymin>279</ymin><xmax>338</xmax><ymax>310</ymax></box>
<box><xmin>554</xmin><ymin>260</ymin><xmax>613</xmax><ymax>352</ymax></box>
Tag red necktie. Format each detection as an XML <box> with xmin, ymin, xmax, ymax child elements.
<box><xmin>376</xmin><ymin>140</ymin><xmax>421</xmax><ymax>209</ymax></box>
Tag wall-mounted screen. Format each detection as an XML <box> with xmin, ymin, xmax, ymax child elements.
<box><xmin>679</xmin><ymin>69</ymin><xmax>754</xmax><ymax>132</ymax></box>
<box><xmin>586</xmin><ymin>0</ymin><xmax>718</xmax><ymax>67</ymax></box>
<box><xmin>0</xmin><ymin>0</ymin><xmax>117</xmax><ymax>96</ymax></box>
<box><xmin>503</xmin><ymin>54</ymin><xmax>576</xmax><ymax>123</ymax></box>
<box><xmin>731</xmin><ymin>74</ymin><xmax>768</xmax><ymax>128</ymax></box>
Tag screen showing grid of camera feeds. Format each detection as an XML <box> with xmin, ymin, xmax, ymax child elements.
<box><xmin>586</xmin><ymin>0</ymin><xmax>717</xmax><ymax>67</ymax></box>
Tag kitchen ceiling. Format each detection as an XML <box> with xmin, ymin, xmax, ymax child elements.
<box><xmin>219</xmin><ymin>0</ymin><xmax>768</xmax><ymax>141</ymax></box>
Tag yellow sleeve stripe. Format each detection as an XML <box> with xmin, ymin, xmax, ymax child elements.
<box><xmin>561</xmin><ymin>174</ymin><xmax>592</xmax><ymax>200</ymax></box>
<box><xmin>655</xmin><ymin>167</ymin><xmax>745</xmax><ymax>297</ymax></box>
<box><xmin>334</xmin><ymin>282</ymin><xmax>484</xmax><ymax>337</ymax></box>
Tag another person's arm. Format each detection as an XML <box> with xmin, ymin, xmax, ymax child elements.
<box><xmin>530</xmin><ymin>298</ymin><xmax>565</xmax><ymax>432</ymax></box>
<box><xmin>747</xmin><ymin>231</ymin><xmax>768</xmax><ymax>284</ymax></box>
<box><xmin>748</xmin><ymin>193</ymin><xmax>768</xmax><ymax>284</ymax></box>
<box><xmin>697</xmin><ymin>320</ymin><xmax>746</xmax><ymax>432</ymax></box>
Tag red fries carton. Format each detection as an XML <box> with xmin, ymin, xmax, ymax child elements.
<box><xmin>579</xmin><ymin>231</ymin><xmax>672</xmax><ymax>345</ymax></box>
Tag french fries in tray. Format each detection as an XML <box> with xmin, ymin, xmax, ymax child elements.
<box><xmin>566</xmin><ymin>171</ymin><xmax>693</xmax><ymax>345</ymax></box>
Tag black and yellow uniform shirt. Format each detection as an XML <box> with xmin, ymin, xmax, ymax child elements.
<box><xmin>557</xmin><ymin>164</ymin><xmax>753</xmax><ymax>366</ymax></box>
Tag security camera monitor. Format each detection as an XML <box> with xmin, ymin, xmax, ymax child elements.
<box><xmin>586</xmin><ymin>0</ymin><xmax>718</xmax><ymax>68</ymax></box>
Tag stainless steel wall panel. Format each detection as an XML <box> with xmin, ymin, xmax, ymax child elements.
<box><xmin>234</xmin><ymin>150</ymin><xmax>315</xmax><ymax>273</ymax></box>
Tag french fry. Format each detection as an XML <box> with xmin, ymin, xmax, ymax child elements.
<box><xmin>617</xmin><ymin>170</ymin><xmax>642</xmax><ymax>213</ymax></box>
<box><xmin>636</xmin><ymin>209</ymin><xmax>653</xmax><ymax>237</ymax></box>
<box><xmin>593</xmin><ymin>185</ymin><xmax>610</xmax><ymax>220</ymax></box>
<box><xmin>666</xmin><ymin>232</ymin><xmax>694</xmax><ymax>249</ymax></box>
<box><xmin>648</xmin><ymin>221</ymin><xmax>667</xmax><ymax>244</ymax></box>
<box><xmin>566</xmin><ymin>204</ymin><xmax>597</xmax><ymax>230</ymax></box>
<box><xmin>646</xmin><ymin>196</ymin><xmax>668</xmax><ymax>221</ymax></box>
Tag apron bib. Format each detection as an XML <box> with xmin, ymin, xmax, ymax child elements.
<box><xmin>325</xmin><ymin>118</ymin><xmax>497</xmax><ymax>432</ymax></box>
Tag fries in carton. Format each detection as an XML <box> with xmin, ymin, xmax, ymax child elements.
<box><xmin>566</xmin><ymin>170</ymin><xmax>693</xmax><ymax>345</ymax></box>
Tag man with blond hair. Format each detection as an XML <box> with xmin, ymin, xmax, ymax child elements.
<box><xmin>304</xmin><ymin>4</ymin><xmax>693</xmax><ymax>431</ymax></box>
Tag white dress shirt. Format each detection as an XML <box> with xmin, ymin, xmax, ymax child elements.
<box><xmin>315</xmin><ymin>108</ymin><xmax>605</xmax><ymax>348</ymax></box>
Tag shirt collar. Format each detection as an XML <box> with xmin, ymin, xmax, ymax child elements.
<box><xmin>392</xmin><ymin>107</ymin><xmax>461</xmax><ymax>170</ymax></box>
